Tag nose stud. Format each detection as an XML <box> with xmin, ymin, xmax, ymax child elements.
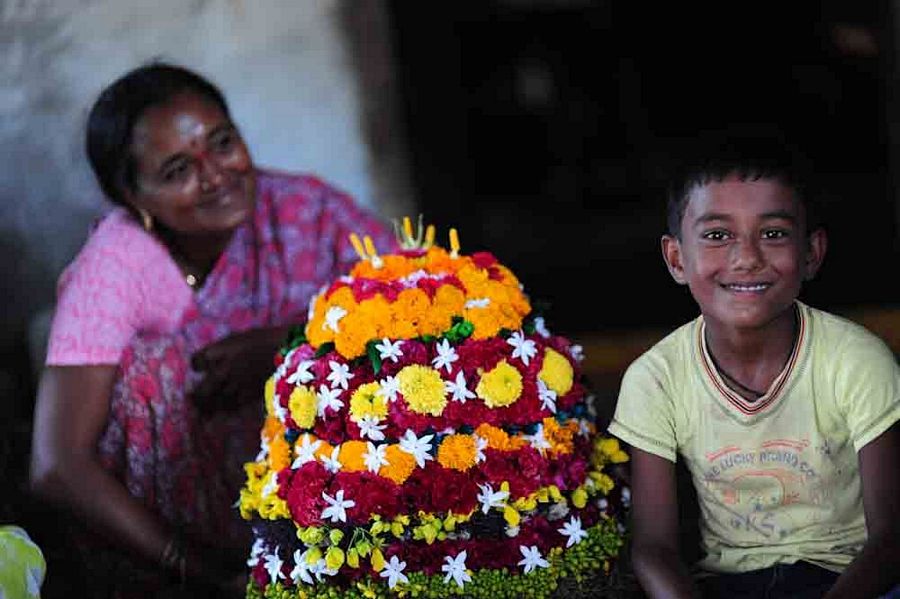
<box><xmin>200</xmin><ymin>179</ymin><xmax>212</xmax><ymax>192</ymax></box>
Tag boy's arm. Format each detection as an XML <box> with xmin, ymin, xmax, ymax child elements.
<box><xmin>630</xmin><ymin>447</ymin><xmax>699</xmax><ymax>599</ymax></box>
<box><xmin>823</xmin><ymin>423</ymin><xmax>900</xmax><ymax>599</ymax></box>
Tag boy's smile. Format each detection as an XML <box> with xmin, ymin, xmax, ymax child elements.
<box><xmin>661</xmin><ymin>175</ymin><xmax>826</xmax><ymax>334</ymax></box>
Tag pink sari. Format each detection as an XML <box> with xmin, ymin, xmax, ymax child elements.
<box><xmin>88</xmin><ymin>171</ymin><xmax>393</xmax><ymax>592</ymax></box>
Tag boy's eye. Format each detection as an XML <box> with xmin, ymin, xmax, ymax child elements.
<box><xmin>701</xmin><ymin>230</ymin><xmax>730</xmax><ymax>241</ymax></box>
<box><xmin>762</xmin><ymin>229</ymin><xmax>789</xmax><ymax>240</ymax></box>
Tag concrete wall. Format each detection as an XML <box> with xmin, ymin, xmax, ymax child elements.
<box><xmin>0</xmin><ymin>0</ymin><xmax>412</xmax><ymax>365</ymax></box>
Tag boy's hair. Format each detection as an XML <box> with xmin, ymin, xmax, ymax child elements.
<box><xmin>666</xmin><ymin>125</ymin><xmax>821</xmax><ymax>238</ymax></box>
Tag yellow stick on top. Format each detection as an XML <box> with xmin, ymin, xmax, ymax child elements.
<box><xmin>363</xmin><ymin>235</ymin><xmax>378</xmax><ymax>258</ymax></box>
<box><xmin>424</xmin><ymin>224</ymin><xmax>435</xmax><ymax>248</ymax></box>
<box><xmin>449</xmin><ymin>228</ymin><xmax>460</xmax><ymax>258</ymax></box>
<box><xmin>403</xmin><ymin>216</ymin><xmax>413</xmax><ymax>241</ymax></box>
<box><xmin>349</xmin><ymin>233</ymin><xmax>367</xmax><ymax>261</ymax></box>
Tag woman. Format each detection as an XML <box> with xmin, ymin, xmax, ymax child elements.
<box><xmin>29</xmin><ymin>62</ymin><xmax>394</xmax><ymax>597</ymax></box>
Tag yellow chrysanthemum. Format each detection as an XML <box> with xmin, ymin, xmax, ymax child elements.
<box><xmin>539</xmin><ymin>348</ymin><xmax>574</xmax><ymax>396</ymax></box>
<box><xmin>476</xmin><ymin>360</ymin><xmax>523</xmax><ymax>408</ymax></box>
<box><xmin>595</xmin><ymin>436</ymin><xmax>629</xmax><ymax>465</ymax></box>
<box><xmin>264</xmin><ymin>375</ymin><xmax>276</xmax><ymax>417</ymax></box>
<box><xmin>397</xmin><ymin>364</ymin><xmax>447</xmax><ymax>416</ymax></box>
<box><xmin>339</xmin><ymin>440</ymin><xmax>369</xmax><ymax>472</ymax></box>
<box><xmin>380</xmin><ymin>445</ymin><xmax>416</xmax><ymax>484</ymax></box>
<box><xmin>288</xmin><ymin>385</ymin><xmax>317</xmax><ymax>429</ymax></box>
<box><xmin>349</xmin><ymin>382</ymin><xmax>388</xmax><ymax>423</ymax></box>
<box><xmin>436</xmin><ymin>434</ymin><xmax>477</xmax><ymax>471</ymax></box>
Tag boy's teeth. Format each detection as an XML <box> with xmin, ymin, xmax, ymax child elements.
<box><xmin>727</xmin><ymin>283</ymin><xmax>768</xmax><ymax>291</ymax></box>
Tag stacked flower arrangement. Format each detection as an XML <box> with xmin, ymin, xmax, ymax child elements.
<box><xmin>240</xmin><ymin>218</ymin><xmax>630</xmax><ymax>598</ymax></box>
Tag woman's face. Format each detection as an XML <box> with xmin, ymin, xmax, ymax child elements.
<box><xmin>125</xmin><ymin>91</ymin><xmax>256</xmax><ymax>236</ymax></box>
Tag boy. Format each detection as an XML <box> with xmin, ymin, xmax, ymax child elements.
<box><xmin>608</xmin><ymin>130</ymin><xmax>900</xmax><ymax>599</ymax></box>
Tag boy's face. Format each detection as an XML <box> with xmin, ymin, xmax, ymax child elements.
<box><xmin>661</xmin><ymin>175</ymin><xmax>826</xmax><ymax>332</ymax></box>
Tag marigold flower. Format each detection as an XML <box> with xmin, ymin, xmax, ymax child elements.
<box><xmin>539</xmin><ymin>348</ymin><xmax>574</xmax><ymax>396</ymax></box>
<box><xmin>262</xmin><ymin>415</ymin><xmax>283</xmax><ymax>445</ymax></box>
<box><xmin>349</xmin><ymin>382</ymin><xmax>388</xmax><ymax>423</ymax></box>
<box><xmin>380</xmin><ymin>444</ymin><xmax>416</xmax><ymax>484</ymax></box>
<box><xmin>397</xmin><ymin>364</ymin><xmax>447</xmax><ymax>416</ymax></box>
<box><xmin>339</xmin><ymin>440</ymin><xmax>369</xmax><ymax>472</ymax></box>
<box><xmin>542</xmin><ymin>417</ymin><xmax>577</xmax><ymax>455</ymax></box>
<box><xmin>289</xmin><ymin>385</ymin><xmax>318</xmax><ymax>429</ymax></box>
<box><xmin>264</xmin><ymin>375</ymin><xmax>276</xmax><ymax>417</ymax></box>
<box><xmin>474</xmin><ymin>423</ymin><xmax>526</xmax><ymax>451</ymax></box>
<box><xmin>476</xmin><ymin>360</ymin><xmax>523</xmax><ymax>408</ymax></box>
<box><xmin>437</xmin><ymin>434</ymin><xmax>477</xmax><ymax>471</ymax></box>
<box><xmin>268</xmin><ymin>434</ymin><xmax>291</xmax><ymax>471</ymax></box>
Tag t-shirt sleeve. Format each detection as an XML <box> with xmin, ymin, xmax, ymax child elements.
<box><xmin>834</xmin><ymin>331</ymin><xmax>900</xmax><ymax>452</ymax></box>
<box><xmin>45</xmin><ymin>245</ymin><xmax>141</xmax><ymax>366</ymax></box>
<box><xmin>608</xmin><ymin>354</ymin><xmax>679</xmax><ymax>462</ymax></box>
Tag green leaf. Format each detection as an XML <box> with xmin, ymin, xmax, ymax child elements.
<box><xmin>314</xmin><ymin>342</ymin><xmax>335</xmax><ymax>358</ymax></box>
<box><xmin>366</xmin><ymin>340</ymin><xmax>383</xmax><ymax>376</ymax></box>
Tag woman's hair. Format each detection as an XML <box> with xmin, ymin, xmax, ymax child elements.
<box><xmin>85</xmin><ymin>61</ymin><xmax>231</xmax><ymax>205</ymax></box>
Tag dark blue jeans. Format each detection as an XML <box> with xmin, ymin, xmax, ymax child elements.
<box><xmin>698</xmin><ymin>561</ymin><xmax>838</xmax><ymax>599</ymax></box>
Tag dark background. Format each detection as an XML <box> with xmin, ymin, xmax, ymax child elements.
<box><xmin>388</xmin><ymin>0</ymin><xmax>899</xmax><ymax>335</ymax></box>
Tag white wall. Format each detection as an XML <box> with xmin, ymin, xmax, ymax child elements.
<box><xmin>0</xmin><ymin>0</ymin><xmax>398</xmax><ymax>352</ymax></box>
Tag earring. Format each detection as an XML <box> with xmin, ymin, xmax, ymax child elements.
<box><xmin>138</xmin><ymin>208</ymin><xmax>153</xmax><ymax>232</ymax></box>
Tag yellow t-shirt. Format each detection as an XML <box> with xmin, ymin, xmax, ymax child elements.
<box><xmin>608</xmin><ymin>302</ymin><xmax>900</xmax><ymax>574</ymax></box>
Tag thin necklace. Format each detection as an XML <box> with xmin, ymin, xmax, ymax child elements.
<box><xmin>706</xmin><ymin>307</ymin><xmax>799</xmax><ymax>402</ymax></box>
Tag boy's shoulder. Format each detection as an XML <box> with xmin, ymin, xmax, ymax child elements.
<box><xmin>802</xmin><ymin>302</ymin><xmax>896</xmax><ymax>365</ymax></box>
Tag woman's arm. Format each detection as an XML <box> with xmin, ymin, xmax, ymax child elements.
<box><xmin>30</xmin><ymin>365</ymin><xmax>173</xmax><ymax>565</ymax></box>
<box><xmin>29</xmin><ymin>366</ymin><xmax>244</xmax><ymax>593</ymax></box>
<box><xmin>630</xmin><ymin>447</ymin><xmax>699</xmax><ymax>599</ymax></box>
<box><xmin>823</xmin><ymin>423</ymin><xmax>900</xmax><ymax>599</ymax></box>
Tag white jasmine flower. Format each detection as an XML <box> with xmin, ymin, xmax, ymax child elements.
<box><xmin>441</xmin><ymin>551</ymin><xmax>472</xmax><ymax>588</ymax></box>
<box><xmin>323</xmin><ymin>306</ymin><xmax>347</xmax><ymax>333</ymax></box>
<box><xmin>264</xmin><ymin>548</ymin><xmax>286</xmax><ymax>583</ymax></box>
<box><xmin>558</xmin><ymin>516</ymin><xmax>588</xmax><ymax>548</ymax></box>
<box><xmin>537</xmin><ymin>380</ymin><xmax>557</xmax><ymax>414</ymax></box>
<box><xmin>316</xmin><ymin>384</ymin><xmax>344</xmax><ymax>416</ymax></box>
<box><xmin>292</xmin><ymin>434</ymin><xmax>322</xmax><ymax>468</ymax></box>
<box><xmin>261</xmin><ymin>471</ymin><xmax>279</xmax><ymax>498</ymax></box>
<box><xmin>375</xmin><ymin>338</ymin><xmax>404</xmax><ymax>363</ymax></box>
<box><xmin>569</xmin><ymin>344</ymin><xmax>584</xmax><ymax>363</ymax></box>
<box><xmin>476</xmin><ymin>483</ymin><xmax>509</xmax><ymax>514</ymax></box>
<box><xmin>444</xmin><ymin>371</ymin><xmax>476</xmax><ymax>403</ymax></box>
<box><xmin>326</xmin><ymin>360</ymin><xmax>353</xmax><ymax>390</ymax></box>
<box><xmin>507</xmin><ymin>331</ymin><xmax>537</xmax><ymax>366</ymax></box>
<box><xmin>431</xmin><ymin>339</ymin><xmax>459</xmax><ymax>373</ymax></box>
<box><xmin>286</xmin><ymin>360</ymin><xmax>315</xmax><ymax>385</ymax></box>
<box><xmin>321</xmin><ymin>489</ymin><xmax>355</xmax><ymax>523</ymax></box>
<box><xmin>376</xmin><ymin>375</ymin><xmax>400</xmax><ymax>403</ymax></box>
<box><xmin>255</xmin><ymin>436</ymin><xmax>270</xmax><ymax>462</ymax></box>
<box><xmin>517</xmin><ymin>545</ymin><xmax>549</xmax><ymax>574</ymax></box>
<box><xmin>379</xmin><ymin>555</ymin><xmax>409</xmax><ymax>589</ymax></box>
<box><xmin>357</xmin><ymin>416</ymin><xmax>386</xmax><ymax>441</ymax></box>
<box><xmin>320</xmin><ymin>446</ymin><xmax>342</xmax><ymax>473</ymax></box>
<box><xmin>247</xmin><ymin>538</ymin><xmax>265</xmax><ymax>567</ymax></box>
<box><xmin>526</xmin><ymin>424</ymin><xmax>552</xmax><ymax>455</ymax></box>
<box><xmin>363</xmin><ymin>442</ymin><xmax>389</xmax><ymax>473</ymax></box>
<box><xmin>290</xmin><ymin>549</ymin><xmax>314</xmax><ymax>585</ymax></box>
<box><xmin>398</xmin><ymin>429</ymin><xmax>434</xmax><ymax>468</ymax></box>
<box><xmin>533</xmin><ymin>316</ymin><xmax>551</xmax><ymax>338</ymax></box>
<box><xmin>473</xmin><ymin>434</ymin><xmax>488</xmax><ymax>464</ymax></box>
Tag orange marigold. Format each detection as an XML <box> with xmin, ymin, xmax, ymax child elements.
<box><xmin>437</xmin><ymin>434</ymin><xmax>477</xmax><ymax>471</ymax></box>
<box><xmin>474</xmin><ymin>423</ymin><xmax>526</xmax><ymax>451</ymax></box>
<box><xmin>268</xmin><ymin>434</ymin><xmax>291</xmax><ymax>471</ymax></box>
<box><xmin>262</xmin><ymin>415</ymin><xmax>284</xmax><ymax>445</ymax></box>
<box><xmin>338</xmin><ymin>440</ymin><xmax>369</xmax><ymax>472</ymax></box>
<box><xmin>380</xmin><ymin>444</ymin><xmax>416</xmax><ymax>484</ymax></box>
<box><xmin>542</xmin><ymin>417</ymin><xmax>578</xmax><ymax>455</ymax></box>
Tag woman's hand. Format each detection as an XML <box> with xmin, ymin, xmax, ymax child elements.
<box><xmin>190</xmin><ymin>325</ymin><xmax>292</xmax><ymax>412</ymax></box>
